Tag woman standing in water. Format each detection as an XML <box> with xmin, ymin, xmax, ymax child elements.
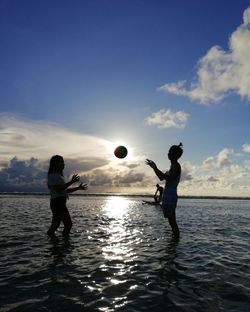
<box><xmin>47</xmin><ymin>155</ymin><xmax>88</xmax><ymax>236</ymax></box>
<box><xmin>146</xmin><ymin>143</ymin><xmax>183</xmax><ymax>239</ymax></box>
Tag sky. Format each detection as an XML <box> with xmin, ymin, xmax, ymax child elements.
<box><xmin>1</xmin><ymin>0</ymin><xmax>250</xmax><ymax>196</ymax></box>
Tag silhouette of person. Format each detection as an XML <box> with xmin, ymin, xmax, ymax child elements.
<box><xmin>154</xmin><ymin>183</ymin><xmax>163</xmax><ymax>204</ymax></box>
<box><xmin>146</xmin><ymin>143</ymin><xmax>183</xmax><ymax>239</ymax></box>
<box><xmin>47</xmin><ymin>155</ymin><xmax>88</xmax><ymax>237</ymax></box>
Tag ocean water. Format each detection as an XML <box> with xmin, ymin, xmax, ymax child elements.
<box><xmin>0</xmin><ymin>195</ymin><xmax>249</xmax><ymax>312</ymax></box>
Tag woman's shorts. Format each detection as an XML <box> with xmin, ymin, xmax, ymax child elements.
<box><xmin>50</xmin><ymin>197</ymin><xmax>68</xmax><ymax>215</ymax></box>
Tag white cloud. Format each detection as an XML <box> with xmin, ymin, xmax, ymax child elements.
<box><xmin>159</xmin><ymin>6</ymin><xmax>250</xmax><ymax>104</ymax></box>
<box><xmin>180</xmin><ymin>161</ymin><xmax>193</xmax><ymax>181</ymax></box>
<box><xmin>217</xmin><ymin>148</ymin><xmax>233</xmax><ymax>167</ymax></box>
<box><xmin>145</xmin><ymin>109</ymin><xmax>189</xmax><ymax>128</ymax></box>
<box><xmin>202</xmin><ymin>156</ymin><xmax>215</xmax><ymax>170</ymax></box>
<box><xmin>244</xmin><ymin>160</ymin><xmax>250</xmax><ymax>169</ymax></box>
<box><xmin>0</xmin><ymin>113</ymin><xmax>112</xmax><ymax>162</ymax></box>
<box><xmin>242</xmin><ymin>143</ymin><xmax>250</xmax><ymax>153</ymax></box>
<box><xmin>179</xmin><ymin>147</ymin><xmax>250</xmax><ymax>196</ymax></box>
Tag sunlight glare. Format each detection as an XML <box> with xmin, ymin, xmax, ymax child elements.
<box><xmin>103</xmin><ymin>196</ymin><xmax>130</xmax><ymax>218</ymax></box>
<box><xmin>101</xmin><ymin>197</ymin><xmax>135</xmax><ymax>263</ymax></box>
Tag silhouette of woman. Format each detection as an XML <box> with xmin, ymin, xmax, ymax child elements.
<box><xmin>47</xmin><ymin>155</ymin><xmax>88</xmax><ymax>236</ymax></box>
<box><xmin>146</xmin><ymin>143</ymin><xmax>183</xmax><ymax>239</ymax></box>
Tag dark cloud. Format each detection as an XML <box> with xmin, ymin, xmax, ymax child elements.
<box><xmin>88</xmin><ymin>170</ymin><xmax>112</xmax><ymax>187</ymax></box>
<box><xmin>123</xmin><ymin>162</ymin><xmax>141</xmax><ymax>169</ymax></box>
<box><xmin>114</xmin><ymin>170</ymin><xmax>145</xmax><ymax>186</ymax></box>
<box><xmin>207</xmin><ymin>176</ymin><xmax>219</xmax><ymax>182</ymax></box>
<box><xmin>63</xmin><ymin>157</ymin><xmax>109</xmax><ymax>176</ymax></box>
<box><xmin>116</xmin><ymin>161</ymin><xmax>141</xmax><ymax>169</ymax></box>
<box><xmin>0</xmin><ymin>156</ymin><xmax>150</xmax><ymax>192</ymax></box>
<box><xmin>0</xmin><ymin>157</ymin><xmax>47</xmax><ymax>192</ymax></box>
<box><xmin>0</xmin><ymin>156</ymin><xmax>110</xmax><ymax>192</ymax></box>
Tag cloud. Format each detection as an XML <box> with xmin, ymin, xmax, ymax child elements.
<box><xmin>244</xmin><ymin>160</ymin><xmax>250</xmax><ymax>170</ymax></box>
<box><xmin>63</xmin><ymin>158</ymin><xmax>108</xmax><ymax>175</ymax></box>
<box><xmin>0</xmin><ymin>113</ymin><xmax>151</xmax><ymax>192</ymax></box>
<box><xmin>145</xmin><ymin>109</ymin><xmax>189</xmax><ymax>129</ymax></box>
<box><xmin>158</xmin><ymin>6</ymin><xmax>250</xmax><ymax>104</ymax></box>
<box><xmin>115</xmin><ymin>170</ymin><xmax>145</xmax><ymax>186</ymax></box>
<box><xmin>85</xmin><ymin>169</ymin><xmax>113</xmax><ymax>187</ymax></box>
<box><xmin>180</xmin><ymin>161</ymin><xmax>193</xmax><ymax>181</ymax></box>
<box><xmin>1</xmin><ymin>112</ymin><xmax>250</xmax><ymax>195</ymax></box>
<box><xmin>179</xmin><ymin>147</ymin><xmax>250</xmax><ymax>196</ymax></box>
<box><xmin>202</xmin><ymin>156</ymin><xmax>215</xmax><ymax>170</ymax></box>
<box><xmin>217</xmin><ymin>148</ymin><xmax>233</xmax><ymax>167</ymax></box>
<box><xmin>207</xmin><ymin>176</ymin><xmax>219</xmax><ymax>182</ymax></box>
<box><xmin>0</xmin><ymin>155</ymin><xmax>149</xmax><ymax>192</ymax></box>
<box><xmin>0</xmin><ymin>113</ymin><xmax>112</xmax><ymax>162</ymax></box>
<box><xmin>0</xmin><ymin>156</ymin><xmax>110</xmax><ymax>192</ymax></box>
<box><xmin>0</xmin><ymin>113</ymin><xmax>156</xmax><ymax>192</ymax></box>
<box><xmin>1</xmin><ymin>144</ymin><xmax>250</xmax><ymax>195</ymax></box>
<box><xmin>242</xmin><ymin>143</ymin><xmax>250</xmax><ymax>153</ymax></box>
<box><xmin>0</xmin><ymin>157</ymin><xmax>47</xmax><ymax>192</ymax></box>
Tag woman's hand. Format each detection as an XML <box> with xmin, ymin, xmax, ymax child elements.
<box><xmin>145</xmin><ymin>159</ymin><xmax>156</xmax><ymax>169</ymax></box>
<box><xmin>78</xmin><ymin>183</ymin><xmax>88</xmax><ymax>191</ymax></box>
<box><xmin>71</xmin><ymin>174</ymin><xmax>80</xmax><ymax>183</ymax></box>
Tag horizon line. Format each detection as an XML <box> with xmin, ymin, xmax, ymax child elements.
<box><xmin>1</xmin><ymin>192</ymin><xmax>250</xmax><ymax>200</ymax></box>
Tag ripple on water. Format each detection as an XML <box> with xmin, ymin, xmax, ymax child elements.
<box><xmin>0</xmin><ymin>196</ymin><xmax>250</xmax><ymax>311</ymax></box>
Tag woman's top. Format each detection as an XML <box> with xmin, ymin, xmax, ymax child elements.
<box><xmin>162</xmin><ymin>173</ymin><xmax>181</xmax><ymax>208</ymax></box>
<box><xmin>47</xmin><ymin>173</ymin><xmax>68</xmax><ymax>200</ymax></box>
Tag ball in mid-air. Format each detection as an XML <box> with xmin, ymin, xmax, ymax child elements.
<box><xmin>114</xmin><ymin>145</ymin><xmax>128</xmax><ymax>159</ymax></box>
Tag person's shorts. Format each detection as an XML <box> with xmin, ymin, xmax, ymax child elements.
<box><xmin>50</xmin><ymin>197</ymin><xmax>68</xmax><ymax>215</ymax></box>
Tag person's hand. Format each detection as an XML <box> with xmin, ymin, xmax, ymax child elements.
<box><xmin>145</xmin><ymin>159</ymin><xmax>156</xmax><ymax>169</ymax></box>
<box><xmin>71</xmin><ymin>174</ymin><xmax>80</xmax><ymax>183</ymax></box>
<box><xmin>78</xmin><ymin>183</ymin><xmax>88</xmax><ymax>190</ymax></box>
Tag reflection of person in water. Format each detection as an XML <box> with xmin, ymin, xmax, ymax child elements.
<box><xmin>47</xmin><ymin>155</ymin><xmax>88</xmax><ymax>237</ymax></box>
<box><xmin>146</xmin><ymin>143</ymin><xmax>183</xmax><ymax>239</ymax></box>
<box><xmin>154</xmin><ymin>184</ymin><xmax>163</xmax><ymax>204</ymax></box>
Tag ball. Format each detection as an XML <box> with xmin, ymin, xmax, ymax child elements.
<box><xmin>114</xmin><ymin>145</ymin><xmax>128</xmax><ymax>159</ymax></box>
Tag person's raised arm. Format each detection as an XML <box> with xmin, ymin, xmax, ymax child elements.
<box><xmin>145</xmin><ymin>159</ymin><xmax>167</xmax><ymax>181</ymax></box>
<box><xmin>67</xmin><ymin>183</ymin><xmax>88</xmax><ymax>193</ymax></box>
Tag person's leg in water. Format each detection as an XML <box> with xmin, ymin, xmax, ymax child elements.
<box><xmin>167</xmin><ymin>212</ymin><xmax>180</xmax><ymax>239</ymax></box>
<box><xmin>47</xmin><ymin>214</ymin><xmax>61</xmax><ymax>236</ymax></box>
<box><xmin>61</xmin><ymin>209</ymin><xmax>72</xmax><ymax>236</ymax></box>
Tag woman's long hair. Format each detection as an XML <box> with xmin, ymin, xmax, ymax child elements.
<box><xmin>48</xmin><ymin>155</ymin><xmax>64</xmax><ymax>176</ymax></box>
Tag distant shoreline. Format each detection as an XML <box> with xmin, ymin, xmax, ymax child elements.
<box><xmin>0</xmin><ymin>192</ymin><xmax>250</xmax><ymax>200</ymax></box>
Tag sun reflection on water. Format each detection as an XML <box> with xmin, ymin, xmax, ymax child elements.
<box><xmin>89</xmin><ymin>196</ymin><xmax>142</xmax><ymax>310</ymax></box>
<box><xmin>101</xmin><ymin>197</ymin><xmax>133</xmax><ymax>262</ymax></box>
<box><xmin>103</xmin><ymin>196</ymin><xmax>130</xmax><ymax>219</ymax></box>
<box><xmin>101</xmin><ymin>196</ymin><xmax>138</xmax><ymax>272</ymax></box>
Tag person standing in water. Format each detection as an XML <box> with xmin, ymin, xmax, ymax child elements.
<box><xmin>146</xmin><ymin>143</ymin><xmax>183</xmax><ymax>239</ymax></box>
<box><xmin>142</xmin><ymin>183</ymin><xmax>163</xmax><ymax>205</ymax></box>
<box><xmin>154</xmin><ymin>183</ymin><xmax>164</xmax><ymax>204</ymax></box>
<box><xmin>47</xmin><ymin>155</ymin><xmax>88</xmax><ymax>237</ymax></box>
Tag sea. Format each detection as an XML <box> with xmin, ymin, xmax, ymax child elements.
<box><xmin>0</xmin><ymin>194</ymin><xmax>249</xmax><ymax>312</ymax></box>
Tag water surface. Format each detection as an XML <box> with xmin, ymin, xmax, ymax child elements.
<box><xmin>0</xmin><ymin>195</ymin><xmax>249</xmax><ymax>311</ymax></box>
